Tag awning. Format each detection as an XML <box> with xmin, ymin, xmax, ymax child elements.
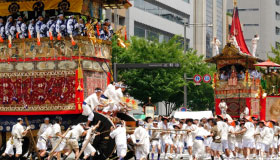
<box><xmin>254</xmin><ymin>59</ymin><xmax>280</xmax><ymax>67</ymax></box>
<box><xmin>173</xmin><ymin>111</ymin><xmax>213</xmax><ymax>120</ymax></box>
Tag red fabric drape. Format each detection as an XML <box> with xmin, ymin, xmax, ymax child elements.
<box><xmin>230</xmin><ymin>7</ymin><xmax>251</xmax><ymax>55</ymax></box>
<box><xmin>260</xmin><ymin>97</ymin><xmax>266</xmax><ymax>120</ymax></box>
<box><xmin>107</xmin><ymin>72</ymin><xmax>111</xmax><ymax>86</ymax></box>
<box><xmin>215</xmin><ymin>99</ymin><xmax>221</xmax><ymax>115</ymax></box>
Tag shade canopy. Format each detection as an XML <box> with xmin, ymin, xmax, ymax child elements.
<box><xmin>254</xmin><ymin>59</ymin><xmax>280</xmax><ymax>67</ymax></box>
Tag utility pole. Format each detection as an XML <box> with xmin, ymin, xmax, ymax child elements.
<box><xmin>183</xmin><ymin>22</ymin><xmax>212</xmax><ymax>108</ymax></box>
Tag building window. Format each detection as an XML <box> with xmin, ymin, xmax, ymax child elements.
<box><xmin>134</xmin><ymin>22</ymin><xmax>189</xmax><ymax>47</ymax></box>
<box><xmin>134</xmin><ymin>0</ymin><xmax>190</xmax><ymax>25</ymax></box>
<box><xmin>276</xmin><ymin>27</ymin><xmax>280</xmax><ymax>35</ymax></box>
<box><xmin>119</xmin><ymin>16</ymin><xmax>125</xmax><ymax>26</ymax></box>
<box><xmin>276</xmin><ymin>12</ymin><xmax>280</xmax><ymax>20</ymax></box>
<box><xmin>227</xmin><ymin>8</ymin><xmax>259</xmax><ymax>13</ymax></box>
<box><xmin>147</xmin><ymin>30</ymin><xmax>159</xmax><ymax>41</ymax></box>
<box><xmin>243</xmin><ymin>24</ymin><xmax>259</xmax><ymax>26</ymax></box>
<box><xmin>134</xmin><ymin>26</ymin><xmax>145</xmax><ymax>38</ymax></box>
<box><xmin>276</xmin><ymin>0</ymin><xmax>280</xmax><ymax>6</ymax></box>
<box><xmin>182</xmin><ymin>0</ymin><xmax>190</xmax><ymax>3</ymax></box>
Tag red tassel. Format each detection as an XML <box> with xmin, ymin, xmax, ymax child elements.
<box><xmin>37</xmin><ymin>39</ymin><xmax>41</xmax><ymax>46</ymax></box>
<box><xmin>37</xmin><ymin>35</ymin><xmax>41</xmax><ymax>46</ymax></box>
<box><xmin>0</xmin><ymin>35</ymin><xmax>3</xmax><ymax>43</ymax></box>
<box><xmin>125</xmin><ymin>29</ymin><xmax>127</xmax><ymax>41</ymax></box>
<box><xmin>28</xmin><ymin>31</ymin><xmax>32</xmax><ymax>39</ymax></box>
<box><xmin>71</xmin><ymin>36</ymin><xmax>76</xmax><ymax>46</ymax></box>
<box><xmin>96</xmin><ymin>25</ymin><xmax>100</xmax><ymax>36</ymax></box>
<box><xmin>16</xmin><ymin>33</ymin><xmax>19</xmax><ymax>39</ymax></box>
<box><xmin>8</xmin><ymin>40</ymin><xmax>12</xmax><ymax>48</ymax></box>
<box><xmin>57</xmin><ymin>33</ymin><xmax>61</xmax><ymax>40</ymax></box>
<box><xmin>49</xmin><ymin>31</ymin><xmax>53</xmax><ymax>41</ymax></box>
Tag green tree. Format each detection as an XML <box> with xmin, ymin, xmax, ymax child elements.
<box><xmin>112</xmin><ymin>36</ymin><xmax>215</xmax><ymax>115</ymax></box>
<box><xmin>269</xmin><ymin>44</ymin><xmax>280</xmax><ymax>64</ymax></box>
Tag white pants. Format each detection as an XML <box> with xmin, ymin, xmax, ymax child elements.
<box><xmin>135</xmin><ymin>147</ymin><xmax>148</xmax><ymax>160</ymax></box>
<box><xmin>151</xmin><ymin>140</ymin><xmax>161</xmax><ymax>147</ymax></box>
<box><xmin>51</xmin><ymin>138</ymin><xmax>66</xmax><ymax>152</ymax></box>
<box><xmin>4</xmin><ymin>138</ymin><xmax>22</xmax><ymax>155</ymax></box>
<box><xmin>116</xmin><ymin>144</ymin><xmax>127</xmax><ymax>158</ymax></box>
<box><xmin>103</xmin><ymin>103</ymin><xmax>119</xmax><ymax>113</ymax></box>
<box><xmin>235</xmin><ymin>141</ymin><xmax>242</xmax><ymax>149</ymax></box>
<box><xmin>211</xmin><ymin>142</ymin><xmax>222</xmax><ymax>152</ymax></box>
<box><xmin>37</xmin><ymin>137</ymin><xmax>47</xmax><ymax>150</ymax></box>
<box><xmin>242</xmin><ymin>139</ymin><xmax>255</xmax><ymax>149</ymax></box>
<box><xmin>161</xmin><ymin>137</ymin><xmax>173</xmax><ymax>146</ymax></box>
<box><xmin>228</xmin><ymin>141</ymin><xmax>235</xmax><ymax>151</ymax></box>
<box><xmin>221</xmin><ymin>140</ymin><xmax>229</xmax><ymax>150</ymax></box>
<box><xmin>261</xmin><ymin>143</ymin><xmax>270</xmax><ymax>152</ymax></box>
<box><xmin>192</xmin><ymin>139</ymin><xmax>205</xmax><ymax>158</ymax></box>
<box><xmin>83</xmin><ymin>141</ymin><xmax>96</xmax><ymax>156</ymax></box>
<box><xmin>256</xmin><ymin>142</ymin><xmax>262</xmax><ymax>150</ymax></box>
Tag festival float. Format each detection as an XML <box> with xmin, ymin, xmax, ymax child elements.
<box><xmin>0</xmin><ymin>0</ymin><xmax>137</xmax><ymax>159</ymax></box>
<box><xmin>206</xmin><ymin>4</ymin><xmax>280</xmax><ymax>121</ymax></box>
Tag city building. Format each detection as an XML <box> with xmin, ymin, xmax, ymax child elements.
<box><xmin>106</xmin><ymin>0</ymin><xmax>193</xmax><ymax>49</ymax></box>
<box><xmin>227</xmin><ymin>0</ymin><xmax>280</xmax><ymax>59</ymax></box>
<box><xmin>193</xmin><ymin>0</ymin><xmax>228</xmax><ymax>58</ymax></box>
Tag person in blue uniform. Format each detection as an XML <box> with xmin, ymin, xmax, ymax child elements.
<box><xmin>28</xmin><ymin>19</ymin><xmax>36</xmax><ymax>38</ymax></box>
<box><xmin>5</xmin><ymin>16</ymin><xmax>16</xmax><ymax>38</ymax></box>
<box><xmin>36</xmin><ymin>16</ymin><xmax>47</xmax><ymax>38</ymax></box>
<box><xmin>16</xmin><ymin>16</ymin><xmax>27</xmax><ymax>39</ymax></box>
<box><xmin>56</xmin><ymin>14</ymin><xmax>66</xmax><ymax>37</ymax></box>
<box><xmin>77</xmin><ymin>18</ymin><xmax>86</xmax><ymax>36</ymax></box>
<box><xmin>66</xmin><ymin>15</ymin><xmax>78</xmax><ymax>37</ymax></box>
<box><xmin>0</xmin><ymin>17</ymin><xmax>5</xmax><ymax>40</ymax></box>
<box><xmin>46</xmin><ymin>16</ymin><xmax>57</xmax><ymax>38</ymax></box>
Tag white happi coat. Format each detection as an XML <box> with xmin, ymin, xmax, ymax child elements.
<box><xmin>218</xmin><ymin>102</ymin><xmax>227</xmax><ymax>115</ymax></box>
<box><xmin>159</xmin><ymin>123</ymin><xmax>173</xmax><ymax>145</ymax></box>
<box><xmin>192</xmin><ymin>127</ymin><xmax>208</xmax><ymax>157</ymax></box>
<box><xmin>133</xmin><ymin>126</ymin><xmax>150</xmax><ymax>159</ymax></box>
<box><xmin>37</xmin><ymin>123</ymin><xmax>52</xmax><ymax>136</ymax></box>
<box><xmin>110</xmin><ymin>126</ymin><xmax>127</xmax><ymax>157</ymax></box>
<box><xmin>259</xmin><ymin>126</ymin><xmax>274</xmax><ymax>145</ymax></box>
<box><xmin>184</xmin><ymin>124</ymin><xmax>197</xmax><ymax>147</ymax></box>
<box><xmin>5</xmin><ymin>123</ymin><xmax>25</xmax><ymax>155</ymax></box>
<box><xmin>83</xmin><ymin>93</ymin><xmax>100</xmax><ymax>116</ymax></box>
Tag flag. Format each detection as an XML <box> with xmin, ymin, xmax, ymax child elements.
<box><xmin>230</xmin><ymin>7</ymin><xmax>251</xmax><ymax>55</ymax></box>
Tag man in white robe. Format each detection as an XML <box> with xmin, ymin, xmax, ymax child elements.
<box><xmin>132</xmin><ymin>121</ymin><xmax>150</xmax><ymax>160</ymax></box>
<box><xmin>212</xmin><ymin>37</ymin><xmax>221</xmax><ymax>56</ymax></box>
<box><xmin>110</xmin><ymin>120</ymin><xmax>127</xmax><ymax>160</ymax></box>
<box><xmin>251</xmin><ymin>34</ymin><xmax>259</xmax><ymax>57</ymax></box>
<box><xmin>218</xmin><ymin>99</ymin><xmax>228</xmax><ymax>116</ymax></box>
<box><xmin>83</xmin><ymin>88</ymin><xmax>103</xmax><ymax>127</ymax></box>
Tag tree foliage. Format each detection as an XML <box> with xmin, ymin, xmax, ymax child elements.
<box><xmin>112</xmin><ymin>36</ymin><xmax>216</xmax><ymax>114</ymax></box>
<box><xmin>269</xmin><ymin>44</ymin><xmax>280</xmax><ymax>64</ymax></box>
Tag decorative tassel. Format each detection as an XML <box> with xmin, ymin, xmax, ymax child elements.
<box><xmin>96</xmin><ymin>25</ymin><xmax>100</xmax><ymax>36</ymax></box>
<box><xmin>16</xmin><ymin>32</ymin><xmax>19</xmax><ymax>39</ymax></box>
<box><xmin>37</xmin><ymin>32</ymin><xmax>41</xmax><ymax>46</ymax></box>
<box><xmin>57</xmin><ymin>32</ymin><xmax>61</xmax><ymax>40</ymax></box>
<box><xmin>8</xmin><ymin>35</ymin><xmax>12</xmax><ymax>48</ymax></box>
<box><xmin>70</xmin><ymin>34</ymin><xmax>76</xmax><ymax>46</ymax></box>
<box><xmin>124</xmin><ymin>26</ymin><xmax>127</xmax><ymax>41</ymax></box>
<box><xmin>28</xmin><ymin>31</ymin><xmax>32</xmax><ymax>39</ymax></box>
<box><xmin>0</xmin><ymin>35</ymin><xmax>3</xmax><ymax>43</ymax></box>
<box><xmin>49</xmin><ymin>31</ymin><xmax>53</xmax><ymax>40</ymax></box>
